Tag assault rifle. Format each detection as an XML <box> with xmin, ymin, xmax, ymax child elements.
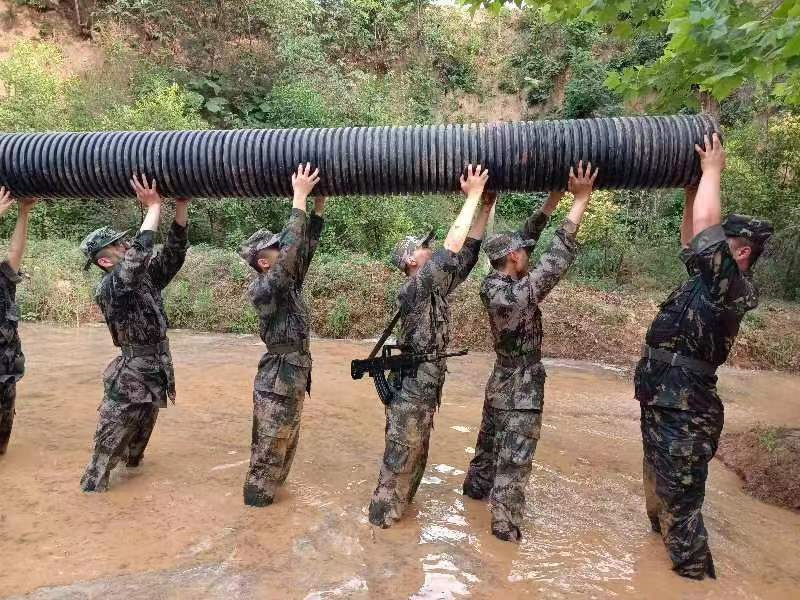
<box><xmin>351</xmin><ymin>343</ymin><xmax>469</xmax><ymax>406</ymax></box>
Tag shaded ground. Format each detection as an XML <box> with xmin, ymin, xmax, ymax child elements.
<box><xmin>718</xmin><ymin>427</ymin><xmax>800</xmax><ymax>511</ymax></box>
<box><xmin>1</xmin><ymin>324</ymin><xmax>799</xmax><ymax>599</ymax></box>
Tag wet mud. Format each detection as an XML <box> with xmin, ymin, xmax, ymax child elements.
<box><xmin>1</xmin><ymin>324</ymin><xmax>799</xmax><ymax>599</ymax></box>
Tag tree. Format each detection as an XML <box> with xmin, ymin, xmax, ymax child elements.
<box><xmin>460</xmin><ymin>0</ymin><xmax>800</xmax><ymax>111</ymax></box>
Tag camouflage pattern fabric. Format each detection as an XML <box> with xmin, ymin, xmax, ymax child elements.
<box><xmin>369</xmin><ymin>239</ymin><xmax>481</xmax><ymax>528</ymax></box>
<box><xmin>460</xmin><ymin>210</ymin><xmax>576</xmax><ymax>541</ymax></box>
<box><xmin>94</xmin><ymin>222</ymin><xmax>189</xmax><ymax>406</ymax></box>
<box><xmin>0</xmin><ymin>261</ymin><xmax>25</xmax><ymax>455</ymax></box>
<box><xmin>641</xmin><ymin>405</ymin><xmax>721</xmax><ymax>579</ymax></box>
<box><xmin>80</xmin><ymin>399</ymin><xmax>160</xmax><ymax>492</ymax></box>
<box><xmin>481</xmin><ymin>214</ymin><xmax>578</xmax><ymax>410</ymax></box>
<box><xmin>463</xmin><ymin>407</ymin><xmax>543</xmax><ymax>541</ymax></box>
<box><xmin>0</xmin><ymin>261</ymin><xmax>25</xmax><ymax>386</ymax></box>
<box><xmin>635</xmin><ymin>225</ymin><xmax>758</xmax><ymax>412</ymax></box>
<box><xmin>81</xmin><ymin>222</ymin><xmax>188</xmax><ymax>491</ymax></box>
<box><xmin>635</xmin><ymin>224</ymin><xmax>761</xmax><ymax>579</ymax></box>
<box><xmin>0</xmin><ymin>383</ymin><xmax>15</xmax><ymax>455</ymax></box>
<box><xmin>397</xmin><ymin>238</ymin><xmax>482</xmax><ymax>354</ymax></box>
<box><xmin>243</xmin><ymin>208</ymin><xmax>323</xmax><ymax>506</ymax></box>
<box><xmin>721</xmin><ymin>213</ymin><xmax>774</xmax><ymax>247</ymax></box>
<box><xmin>369</xmin><ymin>361</ymin><xmax>442</xmax><ymax>528</ymax></box>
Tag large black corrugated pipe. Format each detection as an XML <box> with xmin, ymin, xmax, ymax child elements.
<box><xmin>0</xmin><ymin>114</ymin><xmax>719</xmax><ymax>199</ymax></box>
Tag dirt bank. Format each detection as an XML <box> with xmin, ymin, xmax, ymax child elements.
<box><xmin>1</xmin><ymin>324</ymin><xmax>799</xmax><ymax>599</ymax></box>
<box><xmin>718</xmin><ymin>427</ymin><xmax>800</xmax><ymax>511</ymax></box>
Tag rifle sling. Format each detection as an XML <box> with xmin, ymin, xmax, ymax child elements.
<box><xmin>368</xmin><ymin>309</ymin><xmax>401</xmax><ymax>359</ymax></box>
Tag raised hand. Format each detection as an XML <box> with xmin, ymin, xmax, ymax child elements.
<box><xmin>0</xmin><ymin>187</ymin><xmax>14</xmax><ymax>217</ymax></box>
<box><xmin>695</xmin><ymin>133</ymin><xmax>726</xmax><ymax>174</ymax></box>
<box><xmin>291</xmin><ymin>163</ymin><xmax>321</xmax><ymax>199</ymax></box>
<box><xmin>460</xmin><ymin>164</ymin><xmax>490</xmax><ymax>198</ymax></box>
<box><xmin>130</xmin><ymin>173</ymin><xmax>162</xmax><ymax>207</ymax></box>
<box><xmin>568</xmin><ymin>160</ymin><xmax>599</xmax><ymax>201</ymax></box>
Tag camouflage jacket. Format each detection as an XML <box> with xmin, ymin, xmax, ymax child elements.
<box><xmin>635</xmin><ymin>225</ymin><xmax>759</xmax><ymax>412</ymax></box>
<box><xmin>482</xmin><ymin>212</ymin><xmax>579</xmax><ymax>410</ymax></box>
<box><xmin>96</xmin><ymin>222</ymin><xmax>188</xmax><ymax>405</ymax></box>
<box><xmin>0</xmin><ymin>261</ymin><xmax>25</xmax><ymax>385</ymax></box>
<box><xmin>397</xmin><ymin>237</ymin><xmax>482</xmax><ymax>355</ymax></box>
<box><xmin>250</xmin><ymin>208</ymin><xmax>324</xmax><ymax>394</ymax></box>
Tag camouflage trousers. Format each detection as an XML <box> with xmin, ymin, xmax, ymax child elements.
<box><xmin>640</xmin><ymin>405</ymin><xmax>722</xmax><ymax>580</ymax></box>
<box><xmin>369</xmin><ymin>361</ymin><xmax>444</xmax><ymax>528</ymax></box>
<box><xmin>80</xmin><ymin>398</ymin><xmax>160</xmax><ymax>492</ymax></box>
<box><xmin>243</xmin><ymin>388</ymin><xmax>305</xmax><ymax>506</ymax></box>
<box><xmin>0</xmin><ymin>383</ymin><xmax>15</xmax><ymax>455</ymax></box>
<box><xmin>463</xmin><ymin>406</ymin><xmax>542</xmax><ymax>541</ymax></box>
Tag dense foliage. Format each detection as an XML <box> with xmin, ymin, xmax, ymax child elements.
<box><xmin>1</xmin><ymin>0</ymin><xmax>799</xmax><ymax>300</ymax></box>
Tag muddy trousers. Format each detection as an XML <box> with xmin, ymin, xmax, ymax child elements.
<box><xmin>463</xmin><ymin>407</ymin><xmax>542</xmax><ymax>541</ymax></box>
<box><xmin>369</xmin><ymin>398</ymin><xmax>437</xmax><ymax>528</ymax></box>
<box><xmin>0</xmin><ymin>383</ymin><xmax>15</xmax><ymax>455</ymax></box>
<box><xmin>640</xmin><ymin>405</ymin><xmax>722</xmax><ymax>580</ymax></box>
<box><xmin>243</xmin><ymin>389</ymin><xmax>304</xmax><ymax>506</ymax></box>
<box><xmin>80</xmin><ymin>399</ymin><xmax>160</xmax><ymax>492</ymax></box>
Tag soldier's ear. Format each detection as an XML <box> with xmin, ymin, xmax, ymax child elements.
<box><xmin>96</xmin><ymin>256</ymin><xmax>113</xmax><ymax>269</ymax></box>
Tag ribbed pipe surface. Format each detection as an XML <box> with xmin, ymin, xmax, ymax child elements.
<box><xmin>0</xmin><ymin>115</ymin><xmax>719</xmax><ymax>198</ymax></box>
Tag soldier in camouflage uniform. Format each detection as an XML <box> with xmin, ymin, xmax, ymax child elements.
<box><xmin>240</xmin><ymin>163</ymin><xmax>326</xmax><ymax>507</ymax></box>
<box><xmin>369</xmin><ymin>164</ymin><xmax>495</xmax><ymax>529</ymax></box>
<box><xmin>462</xmin><ymin>162</ymin><xmax>598</xmax><ymax>542</ymax></box>
<box><xmin>0</xmin><ymin>189</ymin><xmax>36</xmax><ymax>456</ymax></box>
<box><xmin>80</xmin><ymin>174</ymin><xmax>190</xmax><ymax>492</ymax></box>
<box><xmin>635</xmin><ymin>134</ymin><xmax>774</xmax><ymax>579</ymax></box>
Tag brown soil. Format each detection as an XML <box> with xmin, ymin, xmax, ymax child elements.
<box><xmin>1</xmin><ymin>325</ymin><xmax>800</xmax><ymax>598</ymax></box>
<box><xmin>717</xmin><ymin>427</ymin><xmax>800</xmax><ymax>511</ymax></box>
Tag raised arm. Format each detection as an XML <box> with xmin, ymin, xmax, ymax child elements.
<box><xmin>110</xmin><ymin>174</ymin><xmax>162</xmax><ymax>292</ymax></box>
<box><xmin>681</xmin><ymin>185</ymin><xmax>697</xmax><ymax>248</ymax></box>
<box><xmin>249</xmin><ymin>164</ymin><xmax>317</xmax><ymax>313</ymax></box>
<box><xmin>149</xmin><ymin>196</ymin><xmax>190</xmax><ymax>290</ymax></box>
<box><xmin>521</xmin><ymin>191</ymin><xmax>561</xmax><ymax>243</ymax></box>
<box><xmin>300</xmin><ymin>196</ymin><xmax>326</xmax><ymax>282</ymax></box>
<box><xmin>529</xmin><ymin>162</ymin><xmax>597</xmax><ymax>303</ymax></box>
<box><xmin>444</xmin><ymin>164</ymin><xmax>489</xmax><ymax>252</ymax></box>
<box><xmin>249</xmin><ymin>209</ymin><xmax>307</xmax><ymax>315</ymax></box>
<box><xmin>692</xmin><ymin>133</ymin><xmax>724</xmax><ymax>236</ymax></box>
<box><xmin>6</xmin><ymin>198</ymin><xmax>37</xmax><ymax>273</ymax></box>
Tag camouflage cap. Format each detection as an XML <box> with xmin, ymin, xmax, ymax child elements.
<box><xmin>79</xmin><ymin>226</ymin><xmax>129</xmax><ymax>270</ymax></box>
<box><xmin>484</xmin><ymin>231</ymin><xmax>537</xmax><ymax>262</ymax></box>
<box><xmin>722</xmin><ymin>214</ymin><xmax>774</xmax><ymax>248</ymax></box>
<box><xmin>238</xmin><ymin>228</ymin><xmax>282</xmax><ymax>269</ymax></box>
<box><xmin>391</xmin><ymin>230</ymin><xmax>435</xmax><ymax>271</ymax></box>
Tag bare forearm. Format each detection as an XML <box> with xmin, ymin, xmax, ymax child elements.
<box><xmin>174</xmin><ymin>202</ymin><xmax>189</xmax><ymax>227</ymax></box>
<box><xmin>445</xmin><ymin>194</ymin><xmax>480</xmax><ymax>251</ymax></box>
<box><xmin>692</xmin><ymin>171</ymin><xmax>722</xmax><ymax>235</ymax></box>
<box><xmin>542</xmin><ymin>191</ymin><xmax>562</xmax><ymax>216</ymax></box>
<box><xmin>140</xmin><ymin>204</ymin><xmax>161</xmax><ymax>232</ymax></box>
<box><xmin>566</xmin><ymin>195</ymin><xmax>590</xmax><ymax>228</ymax></box>
<box><xmin>293</xmin><ymin>192</ymin><xmax>309</xmax><ymax>213</ymax></box>
<box><xmin>7</xmin><ymin>208</ymin><xmax>32</xmax><ymax>271</ymax></box>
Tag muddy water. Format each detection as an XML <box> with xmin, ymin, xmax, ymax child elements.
<box><xmin>1</xmin><ymin>324</ymin><xmax>798</xmax><ymax>599</ymax></box>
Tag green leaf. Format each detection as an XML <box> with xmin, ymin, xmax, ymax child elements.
<box><xmin>204</xmin><ymin>97</ymin><xmax>228</xmax><ymax>113</ymax></box>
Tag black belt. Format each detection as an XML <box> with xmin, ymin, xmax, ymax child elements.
<box><xmin>641</xmin><ymin>345</ymin><xmax>717</xmax><ymax>376</ymax></box>
<box><xmin>267</xmin><ymin>339</ymin><xmax>310</xmax><ymax>354</ymax></box>
<box><xmin>121</xmin><ymin>339</ymin><xmax>170</xmax><ymax>358</ymax></box>
<box><xmin>496</xmin><ymin>350</ymin><xmax>542</xmax><ymax>369</ymax></box>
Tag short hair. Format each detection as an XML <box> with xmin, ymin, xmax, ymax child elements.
<box><xmin>729</xmin><ymin>236</ymin><xmax>762</xmax><ymax>269</ymax></box>
<box><xmin>252</xmin><ymin>247</ymin><xmax>277</xmax><ymax>272</ymax></box>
